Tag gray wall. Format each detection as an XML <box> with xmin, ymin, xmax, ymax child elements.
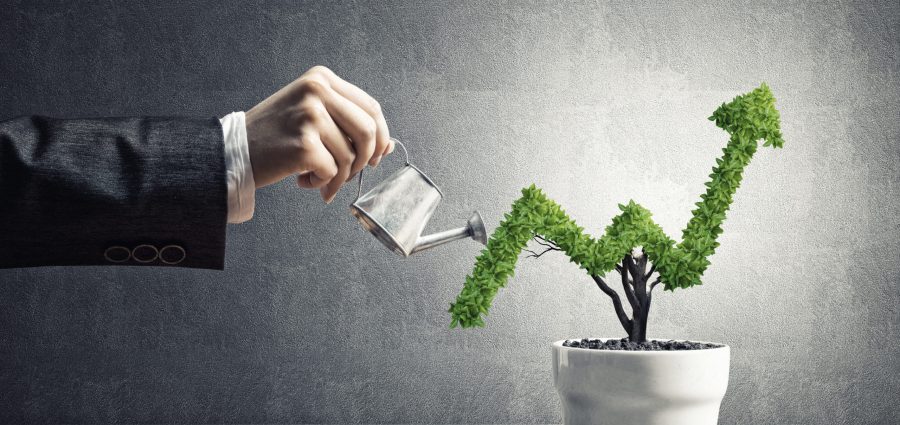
<box><xmin>1</xmin><ymin>1</ymin><xmax>898</xmax><ymax>423</ymax></box>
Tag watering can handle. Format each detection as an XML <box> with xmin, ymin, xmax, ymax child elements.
<box><xmin>355</xmin><ymin>138</ymin><xmax>410</xmax><ymax>201</ymax></box>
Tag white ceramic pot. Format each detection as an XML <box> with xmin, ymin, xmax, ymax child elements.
<box><xmin>552</xmin><ymin>339</ymin><xmax>730</xmax><ymax>425</ymax></box>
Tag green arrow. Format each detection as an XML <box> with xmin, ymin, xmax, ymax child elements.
<box><xmin>450</xmin><ymin>84</ymin><xmax>785</xmax><ymax>329</ymax></box>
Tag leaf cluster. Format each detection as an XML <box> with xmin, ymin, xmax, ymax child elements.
<box><xmin>449</xmin><ymin>84</ymin><xmax>784</xmax><ymax>328</ymax></box>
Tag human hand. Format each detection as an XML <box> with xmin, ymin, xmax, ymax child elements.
<box><xmin>245</xmin><ymin>66</ymin><xmax>394</xmax><ymax>203</ymax></box>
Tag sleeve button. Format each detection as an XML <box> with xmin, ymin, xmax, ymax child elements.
<box><xmin>132</xmin><ymin>244</ymin><xmax>159</xmax><ymax>263</ymax></box>
<box><xmin>104</xmin><ymin>246</ymin><xmax>131</xmax><ymax>263</ymax></box>
<box><xmin>159</xmin><ymin>245</ymin><xmax>186</xmax><ymax>265</ymax></box>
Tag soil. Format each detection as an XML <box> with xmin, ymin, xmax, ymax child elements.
<box><xmin>562</xmin><ymin>338</ymin><xmax>723</xmax><ymax>351</ymax></box>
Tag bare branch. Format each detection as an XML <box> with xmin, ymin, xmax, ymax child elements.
<box><xmin>535</xmin><ymin>240</ymin><xmax>559</xmax><ymax>250</ymax></box>
<box><xmin>532</xmin><ymin>234</ymin><xmax>560</xmax><ymax>249</ymax></box>
<box><xmin>525</xmin><ymin>247</ymin><xmax>558</xmax><ymax>259</ymax></box>
<box><xmin>649</xmin><ymin>277</ymin><xmax>662</xmax><ymax>293</ymax></box>
<box><xmin>625</xmin><ymin>255</ymin><xmax>643</xmax><ymax>284</ymax></box>
<box><xmin>646</xmin><ymin>264</ymin><xmax>657</xmax><ymax>279</ymax></box>
<box><xmin>525</xmin><ymin>235</ymin><xmax>561</xmax><ymax>259</ymax></box>
<box><xmin>592</xmin><ymin>275</ymin><xmax>633</xmax><ymax>334</ymax></box>
<box><xmin>619</xmin><ymin>263</ymin><xmax>639</xmax><ymax>314</ymax></box>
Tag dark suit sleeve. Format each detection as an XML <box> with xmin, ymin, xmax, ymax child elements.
<box><xmin>0</xmin><ymin>116</ymin><xmax>227</xmax><ymax>269</ymax></box>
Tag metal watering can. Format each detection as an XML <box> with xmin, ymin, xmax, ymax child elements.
<box><xmin>350</xmin><ymin>139</ymin><xmax>487</xmax><ymax>257</ymax></box>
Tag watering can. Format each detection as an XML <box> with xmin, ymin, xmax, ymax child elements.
<box><xmin>350</xmin><ymin>139</ymin><xmax>487</xmax><ymax>257</ymax></box>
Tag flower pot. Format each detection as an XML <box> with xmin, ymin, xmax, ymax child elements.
<box><xmin>551</xmin><ymin>339</ymin><xmax>730</xmax><ymax>425</ymax></box>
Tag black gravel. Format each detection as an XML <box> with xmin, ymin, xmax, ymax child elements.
<box><xmin>562</xmin><ymin>338</ymin><xmax>722</xmax><ymax>351</ymax></box>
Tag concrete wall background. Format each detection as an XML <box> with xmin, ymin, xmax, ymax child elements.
<box><xmin>1</xmin><ymin>1</ymin><xmax>898</xmax><ymax>423</ymax></box>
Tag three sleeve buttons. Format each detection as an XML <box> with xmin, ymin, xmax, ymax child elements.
<box><xmin>104</xmin><ymin>244</ymin><xmax>185</xmax><ymax>265</ymax></box>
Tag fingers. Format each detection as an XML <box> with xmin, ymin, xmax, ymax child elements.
<box><xmin>311</xmin><ymin>103</ymin><xmax>356</xmax><ymax>204</ymax></box>
<box><xmin>308</xmin><ymin>66</ymin><xmax>392</xmax><ymax>166</ymax></box>
<box><xmin>295</xmin><ymin>131</ymin><xmax>338</xmax><ymax>190</ymax></box>
<box><xmin>286</xmin><ymin>67</ymin><xmax>393</xmax><ymax>204</ymax></box>
<box><xmin>315</xmin><ymin>84</ymin><xmax>377</xmax><ymax>178</ymax></box>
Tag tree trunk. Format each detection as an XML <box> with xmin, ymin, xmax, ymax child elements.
<box><xmin>625</xmin><ymin>253</ymin><xmax>652</xmax><ymax>343</ymax></box>
<box><xmin>629</xmin><ymin>296</ymin><xmax>650</xmax><ymax>343</ymax></box>
<box><xmin>592</xmin><ymin>252</ymin><xmax>656</xmax><ymax>344</ymax></box>
<box><xmin>629</xmin><ymin>317</ymin><xmax>645</xmax><ymax>342</ymax></box>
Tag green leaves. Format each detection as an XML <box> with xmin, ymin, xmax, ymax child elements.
<box><xmin>449</xmin><ymin>84</ymin><xmax>785</xmax><ymax>328</ymax></box>
<box><xmin>709</xmin><ymin>83</ymin><xmax>784</xmax><ymax>149</ymax></box>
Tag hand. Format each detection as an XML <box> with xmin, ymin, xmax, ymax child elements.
<box><xmin>245</xmin><ymin>66</ymin><xmax>394</xmax><ymax>203</ymax></box>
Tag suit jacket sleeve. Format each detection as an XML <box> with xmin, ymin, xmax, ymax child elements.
<box><xmin>0</xmin><ymin>115</ymin><xmax>227</xmax><ymax>269</ymax></box>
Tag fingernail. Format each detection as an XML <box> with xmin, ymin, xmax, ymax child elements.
<box><xmin>371</xmin><ymin>156</ymin><xmax>382</xmax><ymax>167</ymax></box>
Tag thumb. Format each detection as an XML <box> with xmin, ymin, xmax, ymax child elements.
<box><xmin>297</xmin><ymin>171</ymin><xmax>330</xmax><ymax>189</ymax></box>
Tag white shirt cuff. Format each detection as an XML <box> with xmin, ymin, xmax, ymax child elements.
<box><xmin>221</xmin><ymin>111</ymin><xmax>256</xmax><ymax>223</ymax></box>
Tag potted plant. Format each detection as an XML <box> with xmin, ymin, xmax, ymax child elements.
<box><xmin>449</xmin><ymin>84</ymin><xmax>784</xmax><ymax>425</ymax></box>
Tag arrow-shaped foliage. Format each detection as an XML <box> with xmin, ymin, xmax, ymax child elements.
<box><xmin>450</xmin><ymin>84</ymin><xmax>784</xmax><ymax>328</ymax></box>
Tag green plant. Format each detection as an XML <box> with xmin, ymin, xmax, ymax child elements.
<box><xmin>449</xmin><ymin>84</ymin><xmax>784</xmax><ymax>342</ymax></box>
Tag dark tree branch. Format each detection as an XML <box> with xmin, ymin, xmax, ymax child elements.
<box><xmin>534</xmin><ymin>240</ymin><xmax>558</xmax><ymax>250</ymax></box>
<box><xmin>637</xmin><ymin>252</ymin><xmax>648</xmax><ymax>273</ymax></box>
<box><xmin>646</xmin><ymin>264</ymin><xmax>656</xmax><ymax>280</ymax></box>
<box><xmin>525</xmin><ymin>235</ymin><xmax>561</xmax><ymax>258</ymax></box>
<box><xmin>615</xmin><ymin>265</ymin><xmax>634</xmax><ymax>287</ymax></box>
<box><xmin>532</xmin><ymin>234</ymin><xmax>558</xmax><ymax>249</ymax></box>
<box><xmin>592</xmin><ymin>275</ymin><xmax>633</xmax><ymax>334</ymax></box>
<box><xmin>649</xmin><ymin>277</ymin><xmax>662</xmax><ymax>293</ymax></box>
<box><xmin>625</xmin><ymin>255</ymin><xmax>643</xmax><ymax>287</ymax></box>
<box><xmin>524</xmin><ymin>247</ymin><xmax>558</xmax><ymax>258</ymax></box>
<box><xmin>619</xmin><ymin>264</ymin><xmax>639</xmax><ymax>313</ymax></box>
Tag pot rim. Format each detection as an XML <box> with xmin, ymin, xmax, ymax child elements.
<box><xmin>552</xmin><ymin>338</ymin><xmax>729</xmax><ymax>355</ymax></box>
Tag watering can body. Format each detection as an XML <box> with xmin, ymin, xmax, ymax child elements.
<box><xmin>350</xmin><ymin>140</ymin><xmax>486</xmax><ymax>256</ymax></box>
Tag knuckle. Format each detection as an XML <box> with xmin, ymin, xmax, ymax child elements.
<box><xmin>337</xmin><ymin>151</ymin><xmax>356</xmax><ymax>168</ymax></box>
<box><xmin>300</xmin><ymin>102</ymin><xmax>329</xmax><ymax>123</ymax></box>
<box><xmin>322</xmin><ymin>164</ymin><xmax>338</xmax><ymax>179</ymax></box>
<box><xmin>300</xmin><ymin>134</ymin><xmax>321</xmax><ymax>149</ymax></box>
<box><xmin>375</xmin><ymin>138</ymin><xmax>390</xmax><ymax>153</ymax></box>
<box><xmin>297</xmin><ymin>77</ymin><xmax>327</xmax><ymax>95</ymax></box>
<box><xmin>334</xmin><ymin>165</ymin><xmax>351</xmax><ymax>179</ymax></box>
<box><xmin>360</xmin><ymin>119</ymin><xmax>377</xmax><ymax>142</ymax></box>
<box><xmin>342</xmin><ymin>150</ymin><xmax>357</xmax><ymax>166</ymax></box>
<box><xmin>366</xmin><ymin>98</ymin><xmax>382</xmax><ymax>115</ymax></box>
<box><xmin>308</xmin><ymin>65</ymin><xmax>333</xmax><ymax>77</ymax></box>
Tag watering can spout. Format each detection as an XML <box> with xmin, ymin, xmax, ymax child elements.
<box><xmin>410</xmin><ymin>211</ymin><xmax>488</xmax><ymax>255</ymax></box>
